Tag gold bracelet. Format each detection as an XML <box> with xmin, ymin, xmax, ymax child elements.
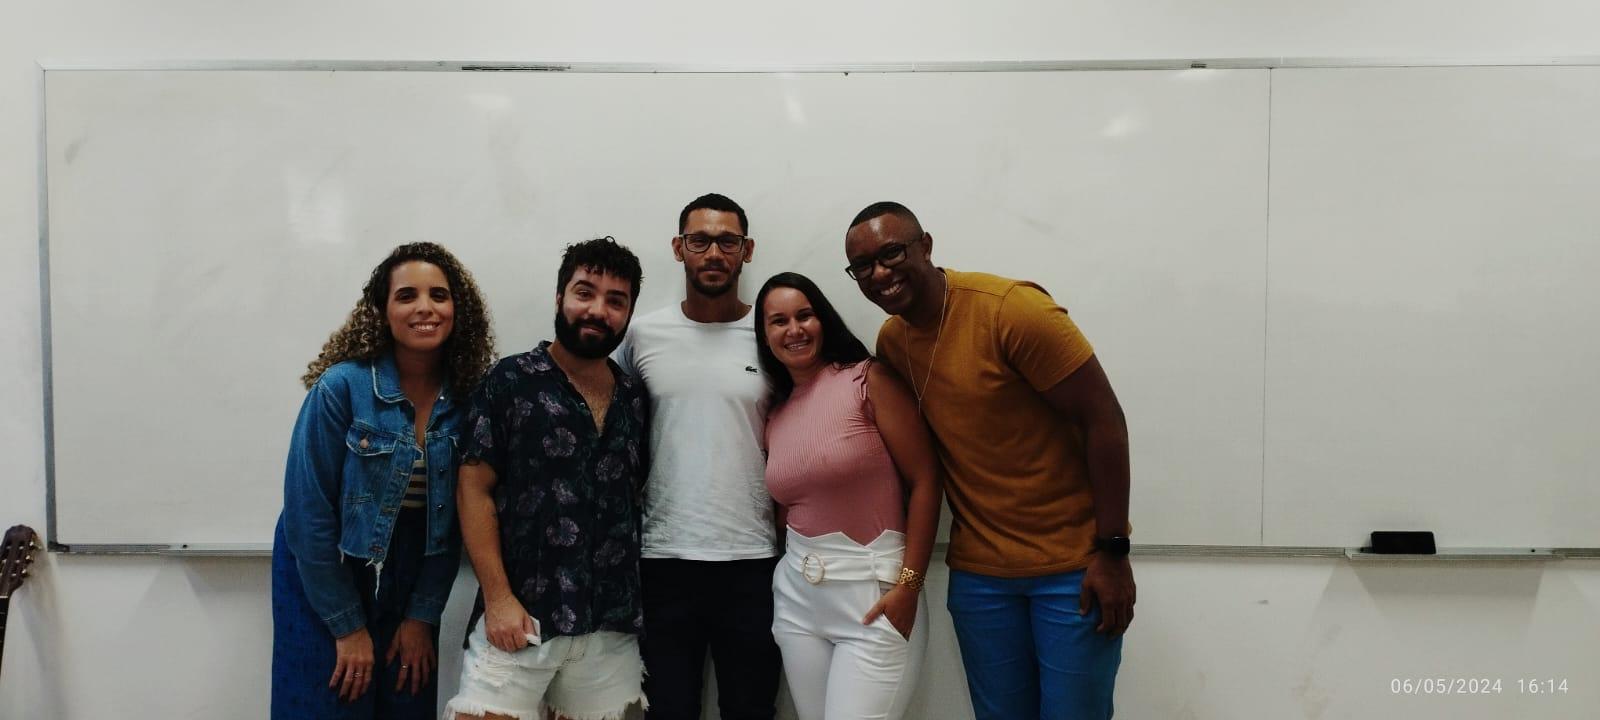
<box><xmin>896</xmin><ymin>566</ymin><xmax>925</xmax><ymax>592</ymax></box>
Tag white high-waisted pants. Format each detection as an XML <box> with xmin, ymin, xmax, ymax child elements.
<box><xmin>772</xmin><ymin>528</ymin><xmax>927</xmax><ymax>720</ymax></box>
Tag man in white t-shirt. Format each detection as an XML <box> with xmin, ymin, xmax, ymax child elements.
<box><xmin>614</xmin><ymin>193</ymin><xmax>779</xmax><ymax>720</ymax></box>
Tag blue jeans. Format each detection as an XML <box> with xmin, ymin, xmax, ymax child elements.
<box><xmin>946</xmin><ymin>569</ymin><xmax>1121</xmax><ymax>720</ymax></box>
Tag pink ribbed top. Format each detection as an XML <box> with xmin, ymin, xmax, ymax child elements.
<box><xmin>764</xmin><ymin>361</ymin><xmax>905</xmax><ymax>545</ymax></box>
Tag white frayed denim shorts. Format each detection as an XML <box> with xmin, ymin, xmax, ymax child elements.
<box><xmin>444</xmin><ymin>618</ymin><xmax>646</xmax><ymax>720</ymax></box>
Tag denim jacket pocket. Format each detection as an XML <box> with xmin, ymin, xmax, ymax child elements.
<box><xmin>344</xmin><ymin>422</ymin><xmax>401</xmax><ymax>504</ymax></box>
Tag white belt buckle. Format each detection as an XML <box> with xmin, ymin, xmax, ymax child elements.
<box><xmin>800</xmin><ymin>553</ymin><xmax>826</xmax><ymax>584</ymax></box>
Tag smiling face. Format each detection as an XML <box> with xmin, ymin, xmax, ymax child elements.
<box><xmin>554</xmin><ymin>266</ymin><xmax>635</xmax><ymax>359</ymax></box>
<box><xmin>844</xmin><ymin>212</ymin><xmax>937</xmax><ymax>319</ymax></box>
<box><xmin>385</xmin><ymin>260</ymin><xmax>455</xmax><ymax>356</ymax></box>
<box><xmin>674</xmin><ymin>208</ymin><xmax>752</xmax><ymax>298</ymax></box>
<box><xmin>761</xmin><ymin>286</ymin><xmax>825</xmax><ymax>375</ymax></box>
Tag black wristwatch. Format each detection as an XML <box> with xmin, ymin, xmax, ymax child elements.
<box><xmin>1093</xmin><ymin>535</ymin><xmax>1131</xmax><ymax>557</ymax></box>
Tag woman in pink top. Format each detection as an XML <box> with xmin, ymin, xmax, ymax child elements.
<box><xmin>756</xmin><ymin>272</ymin><xmax>943</xmax><ymax>720</ymax></box>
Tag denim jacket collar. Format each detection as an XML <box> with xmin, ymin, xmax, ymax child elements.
<box><xmin>371</xmin><ymin>352</ymin><xmax>459</xmax><ymax>417</ymax></box>
<box><xmin>370</xmin><ymin>353</ymin><xmax>405</xmax><ymax>404</ymax></box>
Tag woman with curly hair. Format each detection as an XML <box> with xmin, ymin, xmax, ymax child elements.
<box><xmin>272</xmin><ymin>242</ymin><xmax>495</xmax><ymax>720</ymax></box>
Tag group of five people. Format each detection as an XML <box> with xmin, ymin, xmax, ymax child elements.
<box><xmin>270</xmin><ymin>194</ymin><xmax>1135</xmax><ymax>720</ymax></box>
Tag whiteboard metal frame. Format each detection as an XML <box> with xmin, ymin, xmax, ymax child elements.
<box><xmin>1343</xmin><ymin>548</ymin><xmax>1561</xmax><ymax>562</ymax></box>
<box><xmin>36</xmin><ymin>57</ymin><xmax>1600</xmax><ymax>556</ymax></box>
<box><xmin>32</xmin><ymin>57</ymin><xmax>1600</xmax><ymax>73</ymax></box>
<box><xmin>36</xmin><ymin>61</ymin><xmax>62</xmax><ymax>552</ymax></box>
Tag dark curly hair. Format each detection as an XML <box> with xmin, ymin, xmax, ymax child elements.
<box><xmin>302</xmin><ymin>242</ymin><xmax>496</xmax><ymax>398</ymax></box>
<box><xmin>557</xmin><ymin>236</ymin><xmax>644</xmax><ymax>301</ymax></box>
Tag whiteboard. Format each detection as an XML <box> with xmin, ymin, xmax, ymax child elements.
<box><xmin>44</xmin><ymin>68</ymin><xmax>1270</xmax><ymax>547</ymax></box>
<box><xmin>1263</xmin><ymin>67</ymin><xmax>1600</xmax><ymax>547</ymax></box>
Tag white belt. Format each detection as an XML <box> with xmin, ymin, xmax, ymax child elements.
<box><xmin>783</xmin><ymin>530</ymin><xmax>904</xmax><ymax>585</ymax></box>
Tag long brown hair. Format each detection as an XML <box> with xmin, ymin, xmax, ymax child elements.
<box><xmin>302</xmin><ymin>242</ymin><xmax>495</xmax><ymax>398</ymax></box>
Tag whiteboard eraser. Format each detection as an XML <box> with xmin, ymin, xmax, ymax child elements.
<box><xmin>1366</xmin><ymin>531</ymin><xmax>1436</xmax><ymax>554</ymax></box>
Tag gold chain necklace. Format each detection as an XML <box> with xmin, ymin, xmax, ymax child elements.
<box><xmin>902</xmin><ymin>272</ymin><xmax>950</xmax><ymax>412</ymax></box>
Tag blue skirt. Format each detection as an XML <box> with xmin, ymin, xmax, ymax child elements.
<box><xmin>271</xmin><ymin>508</ymin><xmax>439</xmax><ymax>720</ymax></box>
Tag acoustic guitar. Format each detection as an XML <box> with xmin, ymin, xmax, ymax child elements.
<box><xmin>0</xmin><ymin>525</ymin><xmax>41</xmax><ymax>675</ymax></box>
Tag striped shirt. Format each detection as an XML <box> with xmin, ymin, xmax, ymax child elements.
<box><xmin>401</xmin><ymin>454</ymin><xmax>427</xmax><ymax>509</ymax></box>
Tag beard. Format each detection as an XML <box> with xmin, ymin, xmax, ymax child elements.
<box><xmin>554</xmin><ymin>311</ymin><xmax>625</xmax><ymax>359</ymax></box>
<box><xmin>687</xmin><ymin>264</ymin><xmax>739</xmax><ymax>298</ymax></box>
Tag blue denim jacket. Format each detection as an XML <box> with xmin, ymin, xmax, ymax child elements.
<box><xmin>280</xmin><ymin>355</ymin><xmax>462</xmax><ymax>637</ymax></box>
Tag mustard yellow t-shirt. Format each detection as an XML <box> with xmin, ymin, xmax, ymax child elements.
<box><xmin>876</xmin><ymin>269</ymin><xmax>1100</xmax><ymax>577</ymax></box>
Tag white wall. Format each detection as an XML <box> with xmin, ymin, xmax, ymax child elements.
<box><xmin>2</xmin><ymin>2</ymin><xmax>1598</xmax><ymax>718</ymax></box>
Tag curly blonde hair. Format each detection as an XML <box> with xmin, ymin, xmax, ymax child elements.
<box><xmin>302</xmin><ymin>242</ymin><xmax>496</xmax><ymax>398</ymax></box>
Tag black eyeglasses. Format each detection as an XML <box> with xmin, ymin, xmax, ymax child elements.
<box><xmin>680</xmin><ymin>233</ymin><xmax>748</xmax><ymax>254</ymax></box>
<box><xmin>845</xmin><ymin>241</ymin><xmax>916</xmax><ymax>281</ymax></box>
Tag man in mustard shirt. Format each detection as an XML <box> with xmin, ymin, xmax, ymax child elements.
<box><xmin>844</xmin><ymin>201</ymin><xmax>1134</xmax><ymax>720</ymax></box>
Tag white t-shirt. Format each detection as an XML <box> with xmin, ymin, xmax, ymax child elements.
<box><xmin>615</xmin><ymin>304</ymin><xmax>777</xmax><ymax>560</ymax></box>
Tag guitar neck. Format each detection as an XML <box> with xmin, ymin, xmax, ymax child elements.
<box><xmin>0</xmin><ymin>595</ymin><xmax>9</xmax><ymax>675</ymax></box>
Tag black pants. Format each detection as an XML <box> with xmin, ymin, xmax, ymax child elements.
<box><xmin>641</xmin><ymin>557</ymin><xmax>782</xmax><ymax>720</ymax></box>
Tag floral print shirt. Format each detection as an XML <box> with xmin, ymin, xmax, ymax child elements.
<box><xmin>462</xmin><ymin>341</ymin><xmax>649</xmax><ymax>640</ymax></box>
